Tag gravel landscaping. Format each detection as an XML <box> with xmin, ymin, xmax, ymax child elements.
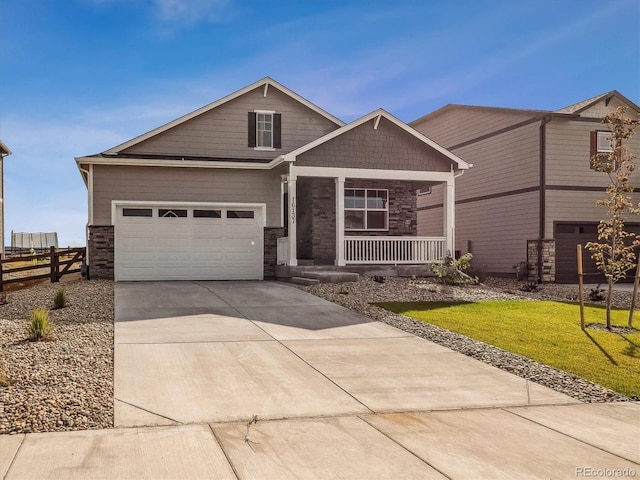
<box><xmin>300</xmin><ymin>276</ymin><xmax>637</xmax><ymax>403</ymax></box>
<box><xmin>0</xmin><ymin>277</ymin><xmax>113</xmax><ymax>435</ymax></box>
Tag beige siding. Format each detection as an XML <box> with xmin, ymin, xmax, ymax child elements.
<box><xmin>296</xmin><ymin>117</ymin><xmax>453</xmax><ymax>171</ymax></box>
<box><xmin>456</xmin><ymin>191</ymin><xmax>540</xmax><ymax>274</ymax></box>
<box><xmin>122</xmin><ymin>85</ymin><xmax>339</xmax><ymax>160</ymax></box>
<box><xmin>417</xmin><ymin>184</ymin><xmax>444</xmax><ymax>236</ymax></box>
<box><xmin>545</xmin><ymin>119</ymin><xmax>640</xmax><ymax>189</ymax></box>
<box><xmin>0</xmin><ymin>158</ymin><xmax>3</xmax><ymax>254</ymax></box>
<box><xmin>579</xmin><ymin>97</ymin><xmax>633</xmax><ymax>119</ymax></box>
<box><xmin>411</xmin><ymin>108</ymin><xmax>536</xmax><ymax>148</ymax></box>
<box><xmin>92</xmin><ymin>165</ymin><xmax>282</xmax><ymax>227</ymax></box>
<box><xmin>452</xmin><ymin>121</ymin><xmax>540</xmax><ymax>201</ymax></box>
<box><xmin>545</xmin><ymin>189</ymin><xmax>640</xmax><ymax>238</ymax></box>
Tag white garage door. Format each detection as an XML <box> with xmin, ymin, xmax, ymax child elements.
<box><xmin>114</xmin><ymin>203</ymin><xmax>264</xmax><ymax>281</ymax></box>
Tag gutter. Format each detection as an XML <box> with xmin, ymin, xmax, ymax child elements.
<box><xmin>75</xmin><ymin>154</ymin><xmax>290</xmax><ymax>171</ymax></box>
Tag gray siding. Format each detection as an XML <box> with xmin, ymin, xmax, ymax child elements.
<box><xmin>455</xmin><ymin>191</ymin><xmax>540</xmax><ymax>274</ymax></box>
<box><xmin>297</xmin><ymin>117</ymin><xmax>453</xmax><ymax>171</ymax></box>
<box><xmin>579</xmin><ymin>96</ymin><xmax>631</xmax><ymax>119</ymax></box>
<box><xmin>452</xmin><ymin>121</ymin><xmax>540</xmax><ymax>201</ymax></box>
<box><xmin>545</xmin><ymin>118</ymin><xmax>640</xmax><ymax>189</ymax></box>
<box><xmin>92</xmin><ymin>165</ymin><xmax>282</xmax><ymax>227</ymax></box>
<box><xmin>0</xmin><ymin>158</ymin><xmax>3</xmax><ymax>255</ymax></box>
<box><xmin>415</xmin><ymin>110</ymin><xmax>541</xmax><ymax>275</ymax></box>
<box><xmin>545</xmin><ymin>190</ymin><xmax>640</xmax><ymax>239</ymax></box>
<box><xmin>122</xmin><ymin>85</ymin><xmax>339</xmax><ymax>160</ymax></box>
<box><xmin>411</xmin><ymin>108</ymin><xmax>536</xmax><ymax>148</ymax></box>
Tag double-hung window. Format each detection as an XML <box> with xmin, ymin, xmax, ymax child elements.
<box><xmin>345</xmin><ymin>188</ymin><xmax>388</xmax><ymax>231</ymax></box>
<box><xmin>248</xmin><ymin>111</ymin><xmax>281</xmax><ymax>149</ymax></box>
<box><xmin>256</xmin><ymin>112</ymin><xmax>273</xmax><ymax>148</ymax></box>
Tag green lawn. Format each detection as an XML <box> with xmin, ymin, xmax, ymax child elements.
<box><xmin>376</xmin><ymin>300</ymin><xmax>640</xmax><ymax>398</ymax></box>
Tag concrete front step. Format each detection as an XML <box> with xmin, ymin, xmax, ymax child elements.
<box><xmin>301</xmin><ymin>271</ymin><xmax>360</xmax><ymax>283</ymax></box>
<box><xmin>290</xmin><ymin>276</ymin><xmax>321</xmax><ymax>286</ymax></box>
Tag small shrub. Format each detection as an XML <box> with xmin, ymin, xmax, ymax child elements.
<box><xmin>588</xmin><ymin>285</ymin><xmax>606</xmax><ymax>302</ymax></box>
<box><xmin>373</xmin><ymin>275</ymin><xmax>385</xmax><ymax>284</ymax></box>
<box><xmin>431</xmin><ymin>253</ymin><xmax>478</xmax><ymax>285</ymax></box>
<box><xmin>519</xmin><ymin>282</ymin><xmax>540</xmax><ymax>293</ymax></box>
<box><xmin>53</xmin><ymin>289</ymin><xmax>67</xmax><ymax>309</ymax></box>
<box><xmin>26</xmin><ymin>308</ymin><xmax>53</xmax><ymax>341</ymax></box>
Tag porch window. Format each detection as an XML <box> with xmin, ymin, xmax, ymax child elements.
<box><xmin>345</xmin><ymin>188</ymin><xmax>388</xmax><ymax>231</ymax></box>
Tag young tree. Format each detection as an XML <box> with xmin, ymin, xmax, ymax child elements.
<box><xmin>586</xmin><ymin>106</ymin><xmax>640</xmax><ymax>329</ymax></box>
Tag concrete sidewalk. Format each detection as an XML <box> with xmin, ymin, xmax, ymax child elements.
<box><xmin>2</xmin><ymin>281</ymin><xmax>639</xmax><ymax>479</ymax></box>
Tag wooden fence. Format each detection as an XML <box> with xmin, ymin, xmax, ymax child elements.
<box><xmin>0</xmin><ymin>247</ymin><xmax>86</xmax><ymax>292</ymax></box>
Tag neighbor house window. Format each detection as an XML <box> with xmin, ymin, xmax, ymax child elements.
<box><xmin>596</xmin><ymin>131</ymin><xmax>614</xmax><ymax>153</ymax></box>
<box><xmin>590</xmin><ymin>130</ymin><xmax>616</xmax><ymax>170</ymax></box>
<box><xmin>345</xmin><ymin>188</ymin><xmax>388</xmax><ymax>231</ymax></box>
<box><xmin>248</xmin><ymin>111</ymin><xmax>282</xmax><ymax>149</ymax></box>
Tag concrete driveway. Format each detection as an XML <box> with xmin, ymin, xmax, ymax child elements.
<box><xmin>3</xmin><ymin>281</ymin><xmax>639</xmax><ymax>479</ymax></box>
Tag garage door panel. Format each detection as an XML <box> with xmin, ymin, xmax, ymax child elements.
<box><xmin>115</xmin><ymin>205</ymin><xmax>263</xmax><ymax>281</ymax></box>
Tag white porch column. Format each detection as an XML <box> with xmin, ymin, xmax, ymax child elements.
<box><xmin>444</xmin><ymin>178</ymin><xmax>455</xmax><ymax>255</ymax></box>
<box><xmin>335</xmin><ymin>177</ymin><xmax>346</xmax><ymax>266</ymax></box>
<box><xmin>287</xmin><ymin>173</ymin><xmax>298</xmax><ymax>266</ymax></box>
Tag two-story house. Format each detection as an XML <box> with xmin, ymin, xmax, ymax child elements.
<box><xmin>411</xmin><ymin>91</ymin><xmax>640</xmax><ymax>283</ymax></box>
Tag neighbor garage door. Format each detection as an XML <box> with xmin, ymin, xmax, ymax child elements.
<box><xmin>114</xmin><ymin>203</ymin><xmax>264</xmax><ymax>281</ymax></box>
<box><xmin>555</xmin><ymin>222</ymin><xmax>640</xmax><ymax>284</ymax></box>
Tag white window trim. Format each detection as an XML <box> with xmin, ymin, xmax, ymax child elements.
<box><xmin>596</xmin><ymin>131</ymin><xmax>614</xmax><ymax>153</ymax></box>
<box><xmin>344</xmin><ymin>188</ymin><xmax>389</xmax><ymax>231</ymax></box>
<box><xmin>255</xmin><ymin>109</ymin><xmax>275</xmax><ymax>150</ymax></box>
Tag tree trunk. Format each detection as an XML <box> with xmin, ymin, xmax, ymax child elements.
<box><xmin>606</xmin><ymin>278</ymin><xmax>614</xmax><ymax>329</ymax></box>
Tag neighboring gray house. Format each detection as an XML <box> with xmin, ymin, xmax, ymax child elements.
<box><xmin>0</xmin><ymin>140</ymin><xmax>11</xmax><ymax>257</ymax></box>
<box><xmin>411</xmin><ymin>91</ymin><xmax>640</xmax><ymax>283</ymax></box>
<box><xmin>76</xmin><ymin>78</ymin><xmax>469</xmax><ymax>281</ymax></box>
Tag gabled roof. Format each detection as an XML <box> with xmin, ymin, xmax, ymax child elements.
<box><xmin>104</xmin><ymin>77</ymin><xmax>345</xmax><ymax>154</ymax></box>
<box><xmin>555</xmin><ymin>90</ymin><xmax>640</xmax><ymax>115</ymax></box>
<box><xmin>412</xmin><ymin>90</ymin><xmax>640</xmax><ymax>125</ymax></box>
<box><xmin>410</xmin><ymin>104</ymin><xmax>558</xmax><ymax>125</ymax></box>
<box><xmin>0</xmin><ymin>140</ymin><xmax>11</xmax><ymax>156</ymax></box>
<box><xmin>283</xmin><ymin>108</ymin><xmax>471</xmax><ymax>170</ymax></box>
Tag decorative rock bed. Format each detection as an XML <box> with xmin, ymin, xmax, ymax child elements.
<box><xmin>0</xmin><ymin>278</ymin><xmax>114</xmax><ymax>434</ymax></box>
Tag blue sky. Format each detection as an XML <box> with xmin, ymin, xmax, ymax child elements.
<box><xmin>1</xmin><ymin>0</ymin><xmax>639</xmax><ymax>247</ymax></box>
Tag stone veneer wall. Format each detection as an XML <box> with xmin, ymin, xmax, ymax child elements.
<box><xmin>88</xmin><ymin>225</ymin><xmax>114</xmax><ymax>280</ymax></box>
<box><xmin>310</xmin><ymin>178</ymin><xmax>337</xmax><ymax>264</ymax></box>
<box><xmin>264</xmin><ymin>227</ymin><xmax>285</xmax><ymax>277</ymax></box>
<box><xmin>527</xmin><ymin>239</ymin><xmax>556</xmax><ymax>282</ymax></box>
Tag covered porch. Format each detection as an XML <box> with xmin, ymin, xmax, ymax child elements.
<box><xmin>276</xmin><ymin>164</ymin><xmax>456</xmax><ymax>268</ymax></box>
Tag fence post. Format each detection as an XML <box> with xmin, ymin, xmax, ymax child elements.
<box><xmin>577</xmin><ymin>244</ymin><xmax>585</xmax><ymax>331</ymax></box>
<box><xmin>0</xmin><ymin>254</ymin><xmax>3</xmax><ymax>293</ymax></box>
<box><xmin>50</xmin><ymin>246</ymin><xmax>59</xmax><ymax>283</ymax></box>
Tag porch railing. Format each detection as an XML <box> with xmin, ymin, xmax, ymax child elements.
<box><xmin>276</xmin><ymin>236</ymin><xmax>447</xmax><ymax>266</ymax></box>
<box><xmin>344</xmin><ymin>236</ymin><xmax>446</xmax><ymax>264</ymax></box>
<box><xmin>277</xmin><ymin>237</ymin><xmax>289</xmax><ymax>265</ymax></box>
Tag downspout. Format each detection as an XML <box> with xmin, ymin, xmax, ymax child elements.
<box><xmin>538</xmin><ymin>115</ymin><xmax>552</xmax><ymax>283</ymax></box>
